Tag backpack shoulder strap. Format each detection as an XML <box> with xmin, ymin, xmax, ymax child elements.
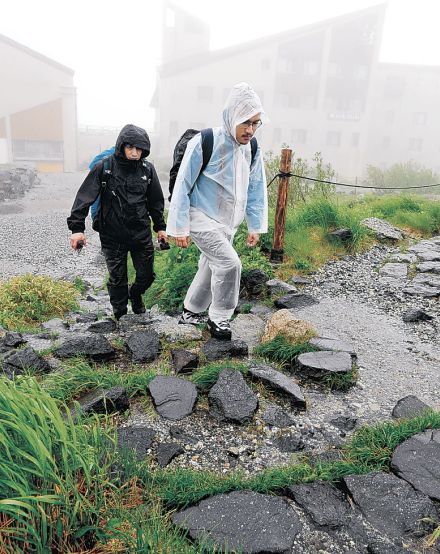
<box><xmin>101</xmin><ymin>156</ymin><xmax>113</xmax><ymax>190</ymax></box>
<box><xmin>250</xmin><ymin>137</ymin><xmax>258</xmax><ymax>168</ymax></box>
<box><xmin>200</xmin><ymin>128</ymin><xmax>214</xmax><ymax>174</ymax></box>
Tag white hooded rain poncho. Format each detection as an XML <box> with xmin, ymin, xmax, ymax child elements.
<box><xmin>166</xmin><ymin>82</ymin><xmax>268</xmax><ymax>323</ymax></box>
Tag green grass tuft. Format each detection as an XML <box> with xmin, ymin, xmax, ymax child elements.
<box><xmin>254</xmin><ymin>335</ymin><xmax>317</xmax><ymax>368</ymax></box>
<box><xmin>0</xmin><ymin>274</ymin><xmax>79</xmax><ymax>331</ymax></box>
<box><xmin>190</xmin><ymin>361</ymin><xmax>248</xmax><ymax>391</ymax></box>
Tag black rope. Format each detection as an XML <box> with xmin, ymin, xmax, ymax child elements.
<box><xmin>267</xmin><ymin>171</ymin><xmax>440</xmax><ymax>191</ymax></box>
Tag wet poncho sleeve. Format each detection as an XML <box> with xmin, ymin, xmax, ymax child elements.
<box><xmin>245</xmin><ymin>145</ymin><xmax>268</xmax><ymax>234</ymax></box>
<box><xmin>166</xmin><ymin>134</ymin><xmax>203</xmax><ymax>237</ymax></box>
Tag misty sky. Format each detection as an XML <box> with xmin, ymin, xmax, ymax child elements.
<box><xmin>2</xmin><ymin>0</ymin><xmax>439</xmax><ymax>128</ymax></box>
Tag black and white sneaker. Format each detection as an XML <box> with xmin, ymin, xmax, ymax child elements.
<box><xmin>207</xmin><ymin>318</ymin><xmax>232</xmax><ymax>340</ymax></box>
<box><xmin>178</xmin><ymin>308</ymin><xmax>207</xmax><ymax>325</ymax></box>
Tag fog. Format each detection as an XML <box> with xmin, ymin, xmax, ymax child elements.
<box><xmin>1</xmin><ymin>0</ymin><xmax>440</xmax><ymax>178</ymax></box>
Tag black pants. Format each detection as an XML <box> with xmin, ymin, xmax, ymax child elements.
<box><xmin>100</xmin><ymin>237</ymin><xmax>155</xmax><ymax>315</ymax></box>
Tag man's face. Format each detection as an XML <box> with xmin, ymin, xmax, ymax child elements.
<box><xmin>235</xmin><ymin>113</ymin><xmax>262</xmax><ymax>144</ymax></box>
<box><xmin>124</xmin><ymin>144</ymin><xmax>143</xmax><ymax>160</ymax></box>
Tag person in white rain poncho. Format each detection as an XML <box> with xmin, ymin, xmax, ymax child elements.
<box><xmin>166</xmin><ymin>82</ymin><xmax>268</xmax><ymax>340</ymax></box>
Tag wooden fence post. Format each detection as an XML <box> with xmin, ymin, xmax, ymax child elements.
<box><xmin>270</xmin><ymin>148</ymin><xmax>292</xmax><ymax>262</ymax></box>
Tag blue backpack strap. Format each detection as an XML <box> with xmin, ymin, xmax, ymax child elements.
<box><xmin>200</xmin><ymin>128</ymin><xmax>214</xmax><ymax>174</ymax></box>
<box><xmin>250</xmin><ymin>137</ymin><xmax>258</xmax><ymax>168</ymax></box>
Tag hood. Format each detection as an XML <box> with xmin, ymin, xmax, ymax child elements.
<box><xmin>222</xmin><ymin>82</ymin><xmax>266</xmax><ymax>141</ymax></box>
<box><xmin>115</xmin><ymin>124</ymin><xmax>151</xmax><ymax>159</ymax></box>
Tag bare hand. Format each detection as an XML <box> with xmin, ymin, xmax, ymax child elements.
<box><xmin>157</xmin><ymin>230</ymin><xmax>168</xmax><ymax>242</ymax></box>
<box><xmin>70</xmin><ymin>232</ymin><xmax>86</xmax><ymax>250</ymax></box>
<box><xmin>173</xmin><ymin>236</ymin><xmax>190</xmax><ymax>248</ymax></box>
<box><xmin>246</xmin><ymin>233</ymin><xmax>260</xmax><ymax>248</ymax></box>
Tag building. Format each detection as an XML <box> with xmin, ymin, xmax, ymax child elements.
<box><xmin>0</xmin><ymin>33</ymin><xmax>78</xmax><ymax>171</ymax></box>
<box><xmin>152</xmin><ymin>3</ymin><xmax>440</xmax><ymax>179</ymax></box>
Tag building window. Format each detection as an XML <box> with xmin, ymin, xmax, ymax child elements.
<box><xmin>413</xmin><ymin>112</ymin><xmax>427</xmax><ymax>125</ymax></box>
<box><xmin>326</xmin><ymin>131</ymin><xmax>341</xmax><ymax>147</ymax></box>
<box><xmin>273</xmin><ymin>128</ymin><xmax>282</xmax><ymax>143</ymax></box>
<box><xmin>197</xmin><ymin>86</ymin><xmax>213</xmax><ymax>102</ymax></box>
<box><xmin>409</xmin><ymin>138</ymin><xmax>423</xmax><ymax>152</ymax></box>
<box><xmin>291</xmin><ymin>129</ymin><xmax>307</xmax><ymax>144</ymax></box>
<box><xmin>351</xmin><ymin>133</ymin><xmax>360</xmax><ymax>147</ymax></box>
<box><xmin>261</xmin><ymin>59</ymin><xmax>270</xmax><ymax>71</ymax></box>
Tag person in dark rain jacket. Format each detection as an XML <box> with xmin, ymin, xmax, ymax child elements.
<box><xmin>67</xmin><ymin>124</ymin><xmax>167</xmax><ymax>319</ymax></box>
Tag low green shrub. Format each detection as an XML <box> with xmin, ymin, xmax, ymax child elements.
<box><xmin>0</xmin><ymin>274</ymin><xmax>79</xmax><ymax>330</ymax></box>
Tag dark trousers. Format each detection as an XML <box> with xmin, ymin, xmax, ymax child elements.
<box><xmin>101</xmin><ymin>238</ymin><xmax>155</xmax><ymax>315</ymax></box>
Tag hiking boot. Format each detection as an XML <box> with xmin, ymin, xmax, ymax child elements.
<box><xmin>207</xmin><ymin>319</ymin><xmax>232</xmax><ymax>340</ymax></box>
<box><xmin>129</xmin><ymin>286</ymin><xmax>146</xmax><ymax>315</ymax></box>
<box><xmin>178</xmin><ymin>308</ymin><xmax>206</xmax><ymax>325</ymax></box>
<box><xmin>113</xmin><ymin>309</ymin><xmax>127</xmax><ymax>321</ymax></box>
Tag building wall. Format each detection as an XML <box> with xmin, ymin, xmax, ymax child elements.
<box><xmin>0</xmin><ymin>34</ymin><xmax>78</xmax><ymax>171</ymax></box>
<box><xmin>366</xmin><ymin>64</ymin><xmax>440</xmax><ymax>173</ymax></box>
<box><xmin>153</xmin><ymin>6</ymin><xmax>440</xmax><ymax>179</ymax></box>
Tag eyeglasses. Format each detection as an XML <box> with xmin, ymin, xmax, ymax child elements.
<box><xmin>239</xmin><ymin>120</ymin><xmax>262</xmax><ymax>130</ymax></box>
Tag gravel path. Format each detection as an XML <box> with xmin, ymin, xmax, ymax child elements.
<box><xmin>0</xmin><ymin>172</ymin><xmax>106</xmax><ymax>282</ymax></box>
<box><xmin>2</xmin><ymin>176</ymin><xmax>440</xmax><ymax>470</ymax></box>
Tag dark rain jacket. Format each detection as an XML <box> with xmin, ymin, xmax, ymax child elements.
<box><xmin>67</xmin><ymin>124</ymin><xmax>166</xmax><ymax>244</ymax></box>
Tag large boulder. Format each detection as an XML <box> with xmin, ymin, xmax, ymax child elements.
<box><xmin>241</xmin><ymin>269</ymin><xmax>270</xmax><ymax>295</ymax></box>
<box><xmin>54</xmin><ymin>333</ymin><xmax>115</xmax><ymax>361</ymax></box>
<box><xmin>274</xmin><ymin>292</ymin><xmax>318</xmax><ymax>310</ymax></box>
<box><xmin>208</xmin><ymin>369</ymin><xmax>258</xmax><ymax>423</ymax></box>
<box><xmin>170</xmin><ymin>349</ymin><xmax>199</xmax><ymax>374</ymax></box>
<box><xmin>391</xmin><ymin>430</ymin><xmax>440</xmax><ymax>499</ymax></box>
<box><xmin>261</xmin><ymin>309</ymin><xmax>315</xmax><ymax>344</ymax></box>
<box><xmin>172</xmin><ymin>490</ymin><xmax>302</xmax><ymax>553</ymax></box>
<box><xmin>87</xmin><ymin>318</ymin><xmax>117</xmax><ymax>334</ymax></box>
<box><xmin>261</xmin><ymin>404</ymin><xmax>295</xmax><ymax>427</ymax></box>
<box><xmin>309</xmin><ymin>336</ymin><xmax>357</xmax><ymax>359</ymax></box>
<box><xmin>344</xmin><ymin>472</ymin><xmax>436</xmax><ymax>538</ymax></box>
<box><xmin>117</xmin><ymin>425</ymin><xmax>156</xmax><ymax>461</ymax></box>
<box><xmin>0</xmin><ymin>331</ymin><xmax>26</xmax><ymax>354</ymax></box>
<box><xmin>202</xmin><ymin>339</ymin><xmax>248</xmax><ymax>361</ymax></box>
<box><xmin>154</xmin><ymin>315</ymin><xmax>203</xmax><ymax>342</ymax></box>
<box><xmin>148</xmin><ymin>376</ymin><xmax>197</xmax><ymax>420</ymax></box>
<box><xmin>126</xmin><ymin>330</ymin><xmax>161</xmax><ymax>363</ymax></box>
<box><xmin>391</xmin><ymin>395</ymin><xmax>431</xmax><ymax>419</ymax></box>
<box><xmin>286</xmin><ymin>481</ymin><xmax>351</xmax><ymax>528</ymax></box>
<box><xmin>2</xmin><ymin>346</ymin><xmax>51</xmax><ymax>378</ymax></box>
<box><xmin>230</xmin><ymin>314</ymin><xmax>266</xmax><ymax>354</ymax></box>
<box><xmin>71</xmin><ymin>387</ymin><xmax>130</xmax><ymax>417</ymax></box>
<box><xmin>296</xmin><ymin>351</ymin><xmax>353</xmax><ymax>378</ymax></box>
<box><xmin>247</xmin><ymin>363</ymin><xmax>306</xmax><ymax>409</ymax></box>
<box><xmin>156</xmin><ymin>442</ymin><xmax>185</xmax><ymax>468</ymax></box>
<box><xmin>361</xmin><ymin>218</ymin><xmax>403</xmax><ymax>241</ymax></box>
<box><xmin>265</xmin><ymin>279</ymin><xmax>297</xmax><ymax>295</ymax></box>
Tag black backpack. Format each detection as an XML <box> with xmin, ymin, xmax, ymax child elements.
<box><xmin>168</xmin><ymin>128</ymin><xmax>258</xmax><ymax>201</ymax></box>
<box><xmin>92</xmin><ymin>156</ymin><xmax>151</xmax><ymax>232</ymax></box>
